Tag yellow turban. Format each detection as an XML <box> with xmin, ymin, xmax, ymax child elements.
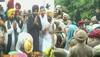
<box><xmin>7</xmin><ymin>8</ymin><xmax>15</xmax><ymax>17</ymax></box>
<box><xmin>47</xmin><ymin>10</ymin><xmax>54</xmax><ymax>17</ymax></box>
<box><xmin>24</xmin><ymin>38</ymin><xmax>33</xmax><ymax>53</ymax></box>
<box><xmin>44</xmin><ymin>48</ymin><xmax>54</xmax><ymax>57</ymax></box>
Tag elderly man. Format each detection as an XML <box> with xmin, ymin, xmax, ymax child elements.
<box><xmin>69</xmin><ymin>29</ymin><xmax>93</xmax><ymax>57</ymax></box>
<box><xmin>16</xmin><ymin>32</ymin><xmax>33</xmax><ymax>54</ymax></box>
<box><xmin>38</xmin><ymin>6</ymin><xmax>53</xmax><ymax>53</ymax></box>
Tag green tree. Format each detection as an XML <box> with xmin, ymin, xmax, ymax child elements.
<box><xmin>55</xmin><ymin>0</ymin><xmax>99</xmax><ymax>21</ymax></box>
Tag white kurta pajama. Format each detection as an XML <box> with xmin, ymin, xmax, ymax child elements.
<box><xmin>42</xmin><ymin>32</ymin><xmax>53</xmax><ymax>52</ymax></box>
<box><xmin>39</xmin><ymin>14</ymin><xmax>53</xmax><ymax>52</ymax></box>
<box><xmin>5</xmin><ymin>20</ymin><xmax>21</xmax><ymax>51</ymax></box>
<box><xmin>40</xmin><ymin>14</ymin><xmax>49</xmax><ymax>31</ymax></box>
<box><xmin>21</xmin><ymin>22</ymin><xmax>27</xmax><ymax>32</ymax></box>
<box><xmin>16</xmin><ymin>32</ymin><xmax>33</xmax><ymax>53</ymax></box>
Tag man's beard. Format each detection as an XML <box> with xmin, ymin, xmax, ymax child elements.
<box><xmin>33</xmin><ymin>13</ymin><xmax>38</xmax><ymax>17</ymax></box>
<box><xmin>9</xmin><ymin>17</ymin><xmax>14</xmax><ymax>22</ymax></box>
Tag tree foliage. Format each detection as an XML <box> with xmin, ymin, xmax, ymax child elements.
<box><xmin>55</xmin><ymin>0</ymin><xmax>100</xmax><ymax>20</ymax></box>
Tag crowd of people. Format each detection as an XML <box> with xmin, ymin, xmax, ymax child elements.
<box><xmin>0</xmin><ymin>2</ymin><xmax>100</xmax><ymax>57</ymax></box>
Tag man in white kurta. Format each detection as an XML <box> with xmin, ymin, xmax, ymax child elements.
<box><xmin>16</xmin><ymin>32</ymin><xmax>33</xmax><ymax>53</ymax></box>
<box><xmin>39</xmin><ymin>7</ymin><xmax>53</xmax><ymax>52</ymax></box>
<box><xmin>5</xmin><ymin>9</ymin><xmax>21</xmax><ymax>53</ymax></box>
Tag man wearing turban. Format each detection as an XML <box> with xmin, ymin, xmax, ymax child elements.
<box><xmin>16</xmin><ymin>32</ymin><xmax>33</xmax><ymax>54</ymax></box>
<box><xmin>7</xmin><ymin>0</ymin><xmax>14</xmax><ymax>10</ymax></box>
<box><xmin>88</xmin><ymin>29</ymin><xmax>100</xmax><ymax>47</ymax></box>
<box><xmin>27</xmin><ymin>5</ymin><xmax>42</xmax><ymax>52</ymax></box>
<box><xmin>5</xmin><ymin>8</ymin><xmax>21</xmax><ymax>53</ymax></box>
